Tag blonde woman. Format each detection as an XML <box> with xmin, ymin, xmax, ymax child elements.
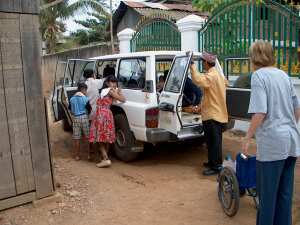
<box><xmin>243</xmin><ymin>41</ymin><xmax>300</xmax><ymax>225</ymax></box>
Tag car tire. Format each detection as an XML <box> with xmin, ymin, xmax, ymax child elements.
<box><xmin>113</xmin><ymin>113</ymin><xmax>140</xmax><ymax>162</ymax></box>
<box><xmin>62</xmin><ymin>118</ymin><xmax>72</xmax><ymax>132</ymax></box>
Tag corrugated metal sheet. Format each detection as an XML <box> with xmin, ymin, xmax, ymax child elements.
<box><xmin>143</xmin><ymin>2</ymin><xmax>169</xmax><ymax>10</ymax></box>
<box><xmin>134</xmin><ymin>8</ymin><xmax>194</xmax><ymax>21</ymax></box>
<box><xmin>123</xmin><ymin>2</ymin><xmax>145</xmax><ymax>8</ymax></box>
<box><xmin>113</xmin><ymin>1</ymin><xmax>207</xmax><ymax>33</ymax></box>
<box><xmin>122</xmin><ymin>1</ymin><xmax>208</xmax><ymax>18</ymax></box>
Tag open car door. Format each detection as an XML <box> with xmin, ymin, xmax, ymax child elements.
<box><xmin>52</xmin><ymin>60</ymin><xmax>67</xmax><ymax>121</ymax></box>
<box><xmin>225</xmin><ymin>58</ymin><xmax>252</xmax><ymax>120</ymax></box>
<box><xmin>58</xmin><ymin>59</ymin><xmax>96</xmax><ymax>125</ymax></box>
<box><xmin>158</xmin><ymin>52</ymin><xmax>193</xmax><ymax>135</ymax></box>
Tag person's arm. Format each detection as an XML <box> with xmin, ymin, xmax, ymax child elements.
<box><xmin>109</xmin><ymin>88</ymin><xmax>126</xmax><ymax>103</ymax></box>
<box><xmin>295</xmin><ymin>108</ymin><xmax>300</xmax><ymax>123</ymax></box>
<box><xmin>290</xmin><ymin>79</ymin><xmax>300</xmax><ymax>123</ymax></box>
<box><xmin>224</xmin><ymin>78</ymin><xmax>229</xmax><ymax>87</ymax></box>
<box><xmin>242</xmin><ymin>72</ymin><xmax>267</xmax><ymax>155</ymax></box>
<box><xmin>190</xmin><ymin>64</ymin><xmax>211</xmax><ymax>88</ymax></box>
<box><xmin>243</xmin><ymin>113</ymin><xmax>266</xmax><ymax>155</ymax></box>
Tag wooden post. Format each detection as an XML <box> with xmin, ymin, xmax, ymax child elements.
<box><xmin>0</xmin><ymin>0</ymin><xmax>54</xmax><ymax>210</ymax></box>
<box><xmin>20</xmin><ymin>14</ymin><xmax>54</xmax><ymax>198</ymax></box>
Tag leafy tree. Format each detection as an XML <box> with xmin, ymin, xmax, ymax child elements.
<box><xmin>72</xmin><ymin>12</ymin><xmax>109</xmax><ymax>45</ymax></box>
<box><xmin>40</xmin><ymin>0</ymin><xmax>108</xmax><ymax>53</ymax></box>
<box><xmin>192</xmin><ymin>0</ymin><xmax>299</xmax><ymax>13</ymax></box>
<box><xmin>192</xmin><ymin>0</ymin><xmax>230</xmax><ymax>13</ymax></box>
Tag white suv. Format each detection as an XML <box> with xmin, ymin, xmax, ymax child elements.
<box><xmin>52</xmin><ymin>51</ymin><xmax>251</xmax><ymax>161</ymax></box>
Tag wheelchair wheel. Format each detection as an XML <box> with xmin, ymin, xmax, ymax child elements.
<box><xmin>218</xmin><ymin>167</ymin><xmax>240</xmax><ymax>217</ymax></box>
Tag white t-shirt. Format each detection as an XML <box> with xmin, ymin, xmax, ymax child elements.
<box><xmin>85</xmin><ymin>78</ymin><xmax>103</xmax><ymax>119</ymax></box>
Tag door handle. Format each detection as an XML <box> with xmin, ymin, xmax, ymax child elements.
<box><xmin>159</xmin><ymin>102</ymin><xmax>175</xmax><ymax>112</ymax></box>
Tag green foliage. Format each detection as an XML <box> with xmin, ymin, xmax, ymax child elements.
<box><xmin>192</xmin><ymin>0</ymin><xmax>231</xmax><ymax>13</ymax></box>
<box><xmin>71</xmin><ymin>12</ymin><xmax>109</xmax><ymax>45</ymax></box>
<box><xmin>40</xmin><ymin>0</ymin><xmax>108</xmax><ymax>54</ymax></box>
<box><xmin>192</xmin><ymin>0</ymin><xmax>299</xmax><ymax>14</ymax></box>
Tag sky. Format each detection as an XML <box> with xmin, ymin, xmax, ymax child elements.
<box><xmin>65</xmin><ymin>0</ymin><xmax>118</xmax><ymax>34</ymax></box>
<box><xmin>65</xmin><ymin>0</ymin><xmax>143</xmax><ymax>34</ymax></box>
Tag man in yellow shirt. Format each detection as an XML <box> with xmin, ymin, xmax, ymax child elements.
<box><xmin>190</xmin><ymin>52</ymin><xmax>228</xmax><ymax>176</ymax></box>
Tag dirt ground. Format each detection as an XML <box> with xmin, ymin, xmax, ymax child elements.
<box><xmin>0</xmin><ymin>122</ymin><xmax>299</xmax><ymax>225</ymax></box>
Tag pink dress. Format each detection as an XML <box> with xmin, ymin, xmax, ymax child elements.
<box><xmin>89</xmin><ymin>96</ymin><xmax>116</xmax><ymax>143</ymax></box>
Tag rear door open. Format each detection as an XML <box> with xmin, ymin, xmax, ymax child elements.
<box><xmin>158</xmin><ymin>52</ymin><xmax>192</xmax><ymax>135</ymax></box>
<box><xmin>225</xmin><ymin>58</ymin><xmax>252</xmax><ymax>120</ymax></box>
<box><xmin>52</xmin><ymin>60</ymin><xmax>67</xmax><ymax>121</ymax></box>
<box><xmin>59</xmin><ymin>59</ymin><xmax>96</xmax><ymax>124</ymax></box>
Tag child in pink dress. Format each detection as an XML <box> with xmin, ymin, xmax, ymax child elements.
<box><xmin>89</xmin><ymin>75</ymin><xmax>125</xmax><ymax>167</ymax></box>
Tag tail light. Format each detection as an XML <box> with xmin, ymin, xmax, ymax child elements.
<box><xmin>146</xmin><ymin>107</ymin><xmax>159</xmax><ymax>128</ymax></box>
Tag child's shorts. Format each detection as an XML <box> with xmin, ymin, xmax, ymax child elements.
<box><xmin>72</xmin><ymin>114</ymin><xmax>90</xmax><ymax>140</ymax></box>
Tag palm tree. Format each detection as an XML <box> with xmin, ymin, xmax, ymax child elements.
<box><xmin>40</xmin><ymin>0</ymin><xmax>108</xmax><ymax>53</ymax></box>
<box><xmin>72</xmin><ymin>12</ymin><xmax>110</xmax><ymax>45</ymax></box>
<box><xmin>110</xmin><ymin>0</ymin><xmax>115</xmax><ymax>53</ymax></box>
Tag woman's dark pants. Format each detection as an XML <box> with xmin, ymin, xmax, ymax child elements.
<box><xmin>256</xmin><ymin>157</ymin><xmax>296</xmax><ymax>225</ymax></box>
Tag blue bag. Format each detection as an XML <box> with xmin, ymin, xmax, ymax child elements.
<box><xmin>236</xmin><ymin>153</ymin><xmax>256</xmax><ymax>189</ymax></box>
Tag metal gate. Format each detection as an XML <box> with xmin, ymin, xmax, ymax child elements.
<box><xmin>198</xmin><ymin>0</ymin><xmax>300</xmax><ymax>77</ymax></box>
<box><xmin>131</xmin><ymin>18</ymin><xmax>181</xmax><ymax>52</ymax></box>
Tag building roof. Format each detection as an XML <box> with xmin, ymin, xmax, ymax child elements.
<box><xmin>146</xmin><ymin>0</ymin><xmax>191</xmax><ymax>4</ymax></box>
<box><xmin>113</xmin><ymin>1</ymin><xmax>208</xmax><ymax>32</ymax></box>
<box><xmin>122</xmin><ymin>1</ymin><xmax>204</xmax><ymax>15</ymax></box>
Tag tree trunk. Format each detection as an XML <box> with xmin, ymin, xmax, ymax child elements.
<box><xmin>110</xmin><ymin>0</ymin><xmax>114</xmax><ymax>53</ymax></box>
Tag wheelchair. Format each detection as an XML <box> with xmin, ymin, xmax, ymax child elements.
<box><xmin>218</xmin><ymin>153</ymin><xmax>259</xmax><ymax>217</ymax></box>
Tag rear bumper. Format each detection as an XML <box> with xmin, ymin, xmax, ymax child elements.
<box><xmin>146</xmin><ymin>128</ymin><xmax>177</xmax><ymax>143</ymax></box>
<box><xmin>146</xmin><ymin>125</ymin><xmax>204</xmax><ymax>143</ymax></box>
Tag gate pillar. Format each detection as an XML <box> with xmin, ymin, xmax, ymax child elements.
<box><xmin>117</xmin><ymin>28</ymin><xmax>135</xmax><ymax>53</ymax></box>
<box><xmin>177</xmin><ymin>15</ymin><xmax>205</xmax><ymax>52</ymax></box>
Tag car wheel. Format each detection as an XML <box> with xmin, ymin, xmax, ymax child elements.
<box><xmin>62</xmin><ymin>118</ymin><xmax>72</xmax><ymax>132</ymax></box>
<box><xmin>113</xmin><ymin>113</ymin><xmax>141</xmax><ymax>162</ymax></box>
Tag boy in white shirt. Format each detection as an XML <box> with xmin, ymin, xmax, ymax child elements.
<box><xmin>84</xmin><ymin>69</ymin><xmax>103</xmax><ymax>120</ymax></box>
<box><xmin>84</xmin><ymin>69</ymin><xmax>104</xmax><ymax>160</ymax></box>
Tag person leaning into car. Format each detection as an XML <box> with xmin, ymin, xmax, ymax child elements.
<box><xmin>190</xmin><ymin>52</ymin><xmax>228</xmax><ymax>176</ymax></box>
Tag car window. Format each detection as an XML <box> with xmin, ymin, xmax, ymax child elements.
<box><xmin>225</xmin><ymin>58</ymin><xmax>251</xmax><ymax>89</ymax></box>
<box><xmin>53</xmin><ymin>61</ymin><xmax>66</xmax><ymax>87</ymax></box>
<box><xmin>118</xmin><ymin>58</ymin><xmax>146</xmax><ymax>89</ymax></box>
<box><xmin>64</xmin><ymin>61</ymin><xmax>74</xmax><ymax>87</ymax></box>
<box><xmin>97</xmin><ymin>60</ymin><xmax>117</xmax><ymax>79</ymax></box>
<box><xmin>164</xmin><ymin>56</ymin><xmax>189</xmax><ymax>93</ymax></box>
<box><xmin>73</xmin><ymin>61</ymin><xmax>95</xmax><ymax>86</ymax></box>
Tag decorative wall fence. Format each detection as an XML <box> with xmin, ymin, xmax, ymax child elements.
<box><xmin>199</xmin><ymin>0</ymin><xmax>300</xmax><ymax>77</ymax></box>
<box><xmin>119</xmin><ymin>1</ymin><xmax>299</xmax><ymax>78</ymax></box>
<box><xmin>130</xmin><ymin>18</ymin><xmax>181</xmax><ymax>52</ymax></box>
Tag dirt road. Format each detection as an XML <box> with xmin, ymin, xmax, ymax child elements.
<box><xmin>1</xmin><ymin>122</ymin><xmax>296</xmax><ymax>225</ymax></box>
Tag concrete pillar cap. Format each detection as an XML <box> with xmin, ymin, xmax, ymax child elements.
<box><xmin>177</xmin><ymin>14</ymin><xmax>206</xmax><ymax>32</ymax></box>
<box><xmin>117</xmin><ymin>28</ymin><xmax>135</xmax><ymax>41</ymax></box>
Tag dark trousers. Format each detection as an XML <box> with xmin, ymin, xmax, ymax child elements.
<box><xmin>256</xmin><ymin>157</ymin><xmax>296</xmax><ymax>225</ymax></box>
<box><xmin>202</xmin><ymin>120</ymin><xmax>223</xmax><ymax>167</ymax></box>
